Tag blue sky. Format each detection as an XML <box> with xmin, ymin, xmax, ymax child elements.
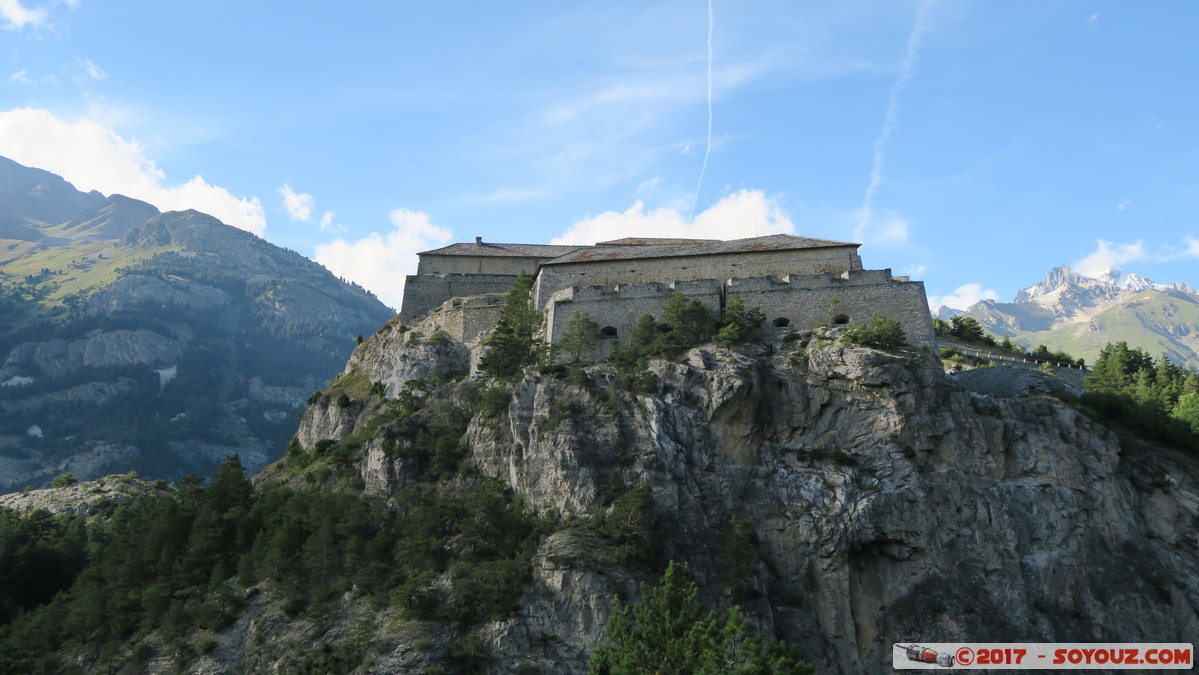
<box><xmin>2</xmin><ymin>1</ymin><xmax>1197</xmax><ymax>311</ymax></box>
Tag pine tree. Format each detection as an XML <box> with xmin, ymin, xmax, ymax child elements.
<box><xmin>479</xmin><ymin>273</ymin><xmax>543</xmax><ymax>378</ymax></box>
<box><xmin>589</xmin><ymin>561</ymin><xmax>815</xmax><ymax>674</ymax></box>
<box><xmin>559</xmin><ymin>311</ymin><xmax>600</xmax><ymax>363</ymax></box>
<box><xmin>715</xmin><ymin>295</ymin><xmax>766</xmax><ymax>347</ymax></box>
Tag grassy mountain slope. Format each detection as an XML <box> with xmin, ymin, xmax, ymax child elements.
<box><xmin>0</xmin><ymin>157</ymin><xmax>394</xmax><ymax>492</ymax></box>
<box><xmin>1011</xmin><ymin>288</ymin><xmax>1199</xmax><ymax>368</ymax></box>
<box><xmin>963</xmin><ymin>264</ymin><xmax>1199</xmax><ymax>370</ymax></box>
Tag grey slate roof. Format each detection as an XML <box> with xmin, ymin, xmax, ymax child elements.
<box><xmin>419</xmin><ymin>241</ymin><xmax>584</xmax><ymax>258</ymax></box>
<box><xmin>595</xmin><ymin>237</ymin><xmax>718</xmax><ymax>246</ymax></box>
<box><xmin>541</xmin><ymin>234</ymin><xmax>859</xmax><ymax>266</ymax></box>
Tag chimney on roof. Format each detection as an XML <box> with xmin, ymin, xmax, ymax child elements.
<box><xmin>475</xmin><ymin>236</ymin><xmax>483</xmax><ymax>245</ymax></box>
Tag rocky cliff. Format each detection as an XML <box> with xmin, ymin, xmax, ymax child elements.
<box><xmin>225</xmin><ymin>322</ymin><xmax>1197</xmax><ymax>674</ymax></box>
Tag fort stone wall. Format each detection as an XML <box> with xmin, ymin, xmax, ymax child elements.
<box><xmin>725</xmin><ymin>270</ymin><xmax>936</xmax><ymax>346</ymax></box>
<box><xmin>533</xmin><ymin>246</ymin><xmax>862</xmax><ymax>309</ymax></box>
<box><xmin>399</xmin><ymin>274</ymin><xmax>519</xmax><ymax>324</ymax></box>
<box><xmin>417</xmin><ymin>255</ymin><xmax>545</xmax><ymax>276</ymax></box>
<box><xmin>544</xmin><ymin>279</ymin><xmax>722</xmax><ymax>347</ymax></box>
<box><xmin>542</xmin><ymin>270</ymin><xmax>935</xmax><ymax>354</ymax></box>
<box><xmin>412</xmin><ymin>293</ymin><xmax>506</xmax><ymax>346</ymax></box>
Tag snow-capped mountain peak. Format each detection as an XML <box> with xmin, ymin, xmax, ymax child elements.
<box><xmin>1121</xmin><ymin>272</ymin><xmax>1167</xmax><ymax>292</ymax></box>
<box><xmin>1012</xmin><ymin>265</ymin><xmax>1087</xmax><ymax>303</ymax></box>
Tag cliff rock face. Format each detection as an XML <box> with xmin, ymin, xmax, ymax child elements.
<box><xmin>272</xmin><ymin>327</ymin><xmax>1198</xmax><ymax>674</ymax></box>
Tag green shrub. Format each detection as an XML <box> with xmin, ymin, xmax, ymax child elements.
<box><xmin>841</xmin><ymin>313</ymin><xmax>906</xmax><ymax>352</ymax></box>
<box><xmin>51</xmin><ymin>473</ymin><xmax>77</xmax><ymax>488</ymax></box>
<box><xmin>591</xmin><ymin>485</ymin><xmax>654</xmax><ymax>561</ymax></box>
<box><xmin>559</xmin><ymin>312</ymin><xmax>600</xmax><ymax>363</ymax></box>
<box><xmin>477</xmin><ymin>387</ymin><xmax>513</xmax><ymax>419</ymax></box>
<box><xmin>588</xmin><ymin>561</ymin><xmax>814</xmax><ymax>674</ymax></box>
<box><xmin>426</xmin><ymin>330</ymin><xmax>452</xmax><ymax>347</ymax></box>
<box><xmin>543</xmin><ymin>399</ymin><xmax>584</xmax><ymax>431</ymax></box>
<box><xmin>714</xmin><ymin>295</ymin><xmax>765</xmax><ymax>347</ymax></box>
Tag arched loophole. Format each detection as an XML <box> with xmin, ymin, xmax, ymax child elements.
<box><xmin>772</xmin><ymin>317</ymin><xmax>791</xmax><ymax>327</ymax></box>
<box><xmin>832</xmin><ymin>314</ymin><xmax>850</xmax><ymax>325</ymax></box>
<box><xmin>600</xmin><ymin>326</ymin><xmax>618</xmax><ymax>338</ymax></box>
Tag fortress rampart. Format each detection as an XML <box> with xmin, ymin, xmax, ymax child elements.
<box><xmin>541</xmin><ymin>270</ymin><xmax>934</xmax><ymax>350</ymax></box>
<box><xmin>724</xmin><ymin>270</ymin><xmax>935</xmax><ymax>346</ymax></box>
<box><xmin>412</xmin><ymin>292</ymin><xmax>506</xmax><ymax>346</ymax></box>
<box><xmin>399</xmin><ymin>273</ymin><xmax>520</xmax><ymax>325</ymax></box>
<box><xmin>544</xmin><ymin>279</ymin><xmax>722</xmax><ymax>346</ymax></box>
<box><xmin>400</xmin><ymin>234</ymin><xmax>936</xmax><ymax>355</ymax></box>
<box><xmin>533</xmin><ymin>245</ymin><xmax>862</xmax><ymax>309</ymax></box>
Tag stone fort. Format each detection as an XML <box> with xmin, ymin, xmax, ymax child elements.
<box><xmin>399</xmin><ymin>233</ymin><xmax>935</xmax><ymax>352</ymax></box>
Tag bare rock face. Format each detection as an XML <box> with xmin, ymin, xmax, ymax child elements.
<box><xmin>85</xmin><ymin>275</ymin><xmax>231</xmax><ymax>314</ymax></box>
<box><xmin>277</xmin><ymin>329</ymin><xmax>1198</xmax><ymax>674</ymax></box>
<box><xmin>0</xmin><ymin>473</ymin><xmax>171</xmax><ymax>516</ymax></box>
<box><xmin>2</xmin><ymin>329</ymin><xmax>187</xmax><ymax>378</ymax></box>
<box><xmin>342</xmin><ymin>320</ymin><xmax>470</xmax><ymax>398</ymax></box>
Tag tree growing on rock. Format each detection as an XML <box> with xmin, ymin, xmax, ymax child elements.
<box><xmin>589</xmin><ymin>561</ymin><xmax>814</xmax><ymax>674</ymax></box>
<box><xmin>480</xmin><ymin>273</ymin><xmax>543</xmax><ymax>378</ymax></box>
<box><xmin>715</xmin><ymin>295</ymin><xmax>766</xmax><ymax>347</ymax></box>
<box><xmin>559</xmin><ymin>311</ymin><xmax>600</xmax><ymax>363</ymax></box>
<box><xmin>842</xmin><ymin>313</ymin><xmax>906</xmax><ymax>352</ymax></box>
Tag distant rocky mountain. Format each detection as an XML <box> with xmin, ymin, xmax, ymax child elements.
<box><xmin>0</xmin><ymin>156</ymin><xmax>394</xmax><ymax>492</ymax></box>
<box><xmin>932</xmin><ymin>305</ymin><xmax>960</xmax><ymax>321</ymax></box>
<box><xmin>950</xmin><ymin>265</ymin><xmax>1199</xmax><ymax>369</ymax></box>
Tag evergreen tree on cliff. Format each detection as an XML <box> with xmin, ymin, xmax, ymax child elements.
<box><xmin>589</xmin><ymin>561</ymin><xmax>814</xmax><ymax>674</ymax></box>
<box><xmin>479</xmin><ymin>273</ymin><xmax>542</xmax><ymax>378</ymax></box>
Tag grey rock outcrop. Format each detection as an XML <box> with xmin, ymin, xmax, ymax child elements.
<box><xmin>2</xmin><ymin>329</ymin><xmax>187</xmax><ymax>378</ymax></box>
<box><xmin>0</xmin><ymin>473</ymin><xmax>171</xmax><ymax>516</ymax></box>
<box><xmin>341</xmin><ymin>320</ymin><xmax>470</xmax><ymax>398</ymax></box>
<box><xmin>277</xmin><ymin>327</ymin><xmax>1198</xmax><ymax>674</ymax></box>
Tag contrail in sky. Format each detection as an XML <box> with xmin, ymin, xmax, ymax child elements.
<box><xmin>689</xmin><ymin>0</ymin><xmax>714</xmax><ymax>221</ymax></box>
<box><xmin>858</xmin><ymin>0</ymin><xmax>936</xmax><ymax>235</ymax></box>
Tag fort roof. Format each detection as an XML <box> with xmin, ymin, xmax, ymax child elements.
<box><xmin>595</xmin><ymin>237</ymin><xmax>718</xmax><ymax>246</ymax></box>
<box><xmin>419</xmin><ymin>240</ymin><xmax>585</xmax><ymax>258</ymax></box>
<box><xmin>541</xmin><ymin>233</ymin><xmax>860</xmax><ymax>266</ymax></box>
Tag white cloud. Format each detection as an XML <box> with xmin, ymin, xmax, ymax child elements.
<box><xmin>73</xmin><ymin>57</ymin><xmax>107</xmax><ymax>82</ymax></box>
<box><xmin>313</xmin><ymin>208</ymin><xmax>452</xmax><ymax>310</ymax></box>
<box><xmin>551</xmin><ymin>189</ymin><xmax>794</xmax><ymax>245</ymax></box>
<box><xmin>1182</xmin><ymin>236</ymin><xmax>1199</xmax><ymax>258</ymax></box>
<box><xmin>0</xmin><ymin>107</ymin><xmax>266</xmax><ymax>235</ymax></box>
<box><xmin>1117</xmin><ymin>199</ymin><xmax>1130</xmax><ymax>211</ymax></box>
<box><xmin>636</xmin><ymin>176</ymin><xmax>663</xmax><ymax>197</ymax></box>
<box><xmin>1074</xmin><ymin>239</ymin><xmax>1148</xmax><ymax>277</ymax></box>
<box><xmin>318</xmin><ymin>210</ymin><xmax>344</xmax><ymax>233</ymax></box>
<box><xmin>928</xmin><ymin>283</ymin><xmax>998</xmax><ymax>311</ymax></box>
<box><xmin>904</xmin><ymin>264</ymin><xmax>927</xmax><ymax>277</ymax></box>
<box><xmin>279</xmin><ymin>183</ymin><xmax>314</xmax><ymax>222</ymax></box>
<box><xmin>0</xmin><ymin>0</ymin><xmax>46</xmax><ymax>28</ymax></box>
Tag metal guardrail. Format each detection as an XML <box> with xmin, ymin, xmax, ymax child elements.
<box><xmin>948</xmin><ymin>346</ymin><xmax>1091</xmax><ymax>372</ymax></box>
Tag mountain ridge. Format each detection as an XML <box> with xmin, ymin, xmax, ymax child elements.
<box><xmin>950</xmin><ymin>264</ymin><xmax>1199</xmax><ymax>369</ymax></box>
<box><xmin>0</xmin><ymin>156</ymin><xmax>394</xmax><ymax>492</ymax></box>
